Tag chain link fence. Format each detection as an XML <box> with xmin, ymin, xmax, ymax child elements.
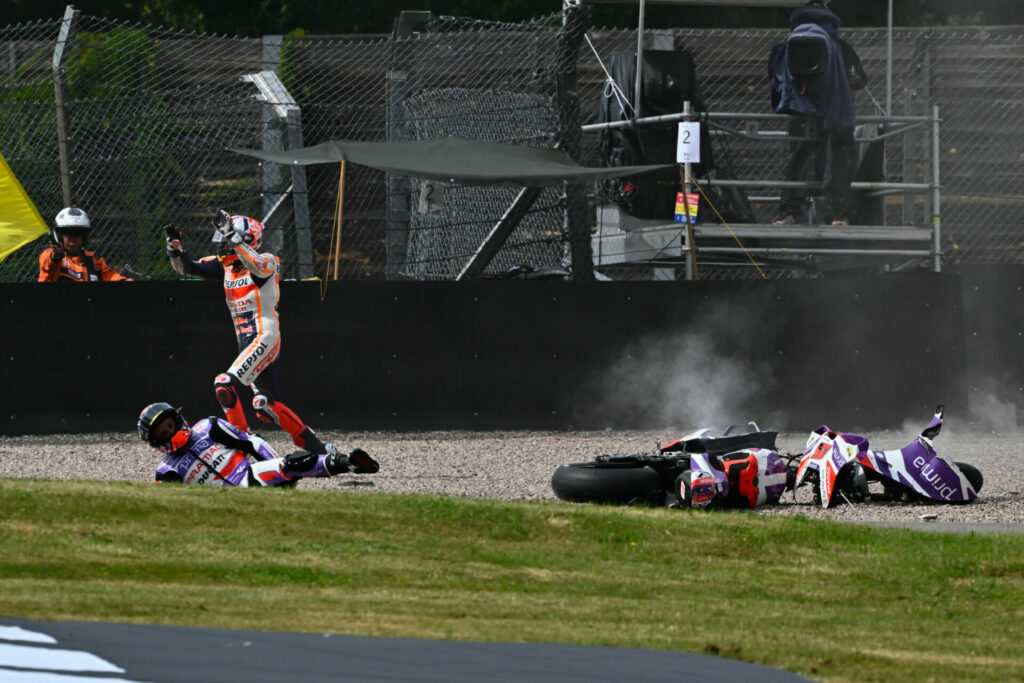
<box><xmin>0</xmin><ymin>8</ymin><xmax>1021</xmax><ymax>282</ymax></box>
<box><xmin>579</xmin><ymin>25</ymin><xmax>1023</xmax><ymax>279</ymax></box>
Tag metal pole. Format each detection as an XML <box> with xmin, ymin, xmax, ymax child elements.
<box><xmin>333</xmin><ymin>162</ymin><xmax>345</xmax><ymax>281</ymax></box>
<box><xmin>582</xmin><ymin>110</ymin><xmax>931</xmax><ymax>133</ymax></box>
<box><xmin>260</xmin><ymin>36</ymin><xmax>285</xmax><ymax>256</ymax></box>
<box><xmin>683</xmin><ymin>100</ymin><xmax>694</xmax><ymax>281</ymax></box>
<box><xmin>634</xmin><ymin>0</ymin><xmax>645</xmax><ymax>118</ymax></box>
<box><xmin>387</xmin><ymin>11</ymin><xmax>431</xmax><ymax>280</ymax></box>
<box><xmin>52</xmin><ymin>5</ymin><xmax>77</xmax><ymax>207</ymax></box>
<box><xmin>886</xmin><ymin>0</ymin><xmax>893</xmax><ymax>117</ymax></box>
<box><xmin>931</xmin><ymin>105</ymin><xmax>941</xmax><ymax>273</ymax></box>
<box><xmin>684</xmin><ymin>178</ymin><xmax>932</xmax><ymax>192</ymax></box>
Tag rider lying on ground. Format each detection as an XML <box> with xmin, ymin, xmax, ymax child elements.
<box><xmin>137</xmin><ymin>402</ymin><xmax>378</xmax><ymax>487</ymax></box>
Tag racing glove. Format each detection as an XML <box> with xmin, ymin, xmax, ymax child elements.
<box><xmin>49</xmin><ymin>241</ymin><xmax>66</xmax><ymax>263</ymax></box>
<box><xmin>164</xmin><ymin>225</ymin><xmax>182</xmax><ymax>257</ymax></box>
<box><xmin>213</xmin><ymin>209</ymin><xmax>241</xmax><ymax>245</ymax></box>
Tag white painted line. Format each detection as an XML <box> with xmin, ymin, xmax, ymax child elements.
<box><xmin>0</xmin><ymin>643</ymin><xmax>123</xmax><ymax>672</ymax></box>
<box><xmin>0</xmin><ymin>627</ymin><xmax>57</xmax><ymax>644</ymax></box>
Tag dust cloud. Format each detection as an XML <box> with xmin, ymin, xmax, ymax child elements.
<box><xmin>582</xmin><ymin>300</ymin><xmax>778</xmax><ymax>432</ymax></box>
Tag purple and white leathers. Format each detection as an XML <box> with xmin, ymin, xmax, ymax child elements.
<box><xmin>794</xmin><ymin>405</ymin><xmax>981</xmax><ymax>508</ymax></box>
<box><xmin>151</xmin><ymin>415</ymin><xmax>360</xmax><ymax>487</ymax></box>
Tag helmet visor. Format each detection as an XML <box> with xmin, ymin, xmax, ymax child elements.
<box><xmin>57</xmin><ymin>228</ymin><xmax>89</xmax><ymax>239</ymax></box>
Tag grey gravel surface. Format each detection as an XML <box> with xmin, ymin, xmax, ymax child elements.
<box><xmin>1</xmin><ymin>427</ymin><xmax>1022</xmax><ymax>529</ymax></box>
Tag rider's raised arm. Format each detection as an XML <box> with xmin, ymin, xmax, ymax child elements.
<box><xmin>166</xmin><ymin>225</ymin><xmax>223</xmax><ymax>280</ymax></box>
<box><xmin>174</xmin><ymin>254</ymin><xmax>223</xmax><ymax>280</ymax></box>
<box><xmin>233</xmin><ymin>242</ymin><xmax>277</xmax><ymax>279</ymax></box>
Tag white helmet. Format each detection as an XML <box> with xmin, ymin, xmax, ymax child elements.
<box><xmin>52</xmin><ymin>207</ymin><xmax>91</xmax><ymax>243</ymax></box>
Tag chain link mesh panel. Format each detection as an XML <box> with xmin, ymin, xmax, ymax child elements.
<box><xmin>0</xmin><ymin>12</ymin><xmax>1022</xmax><ymax>282</ymax></box>
<box><xmin>387</xmin><ymin>13</ymin><xmax>587</xmax><ymax>280</ymax></box>
<box><xmin>1</xmin><ymin>14</ymin><xmax>269</xmax><ymax>281</ymax></box>
<box><xmin>0</xmin><ymin>18</ymin><xmax>66</xmax><ymax>278</ymax></box>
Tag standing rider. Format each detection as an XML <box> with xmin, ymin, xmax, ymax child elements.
<box><xmin>164</xmin><ymin>210</ymin><xmax>331</xmax><ymax>454</ymax></box>
<box><xmin>138</xmin><ymin>402</ymin><xmax>378</xmax><ymax>486</ymax></box>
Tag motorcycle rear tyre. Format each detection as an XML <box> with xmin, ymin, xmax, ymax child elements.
<box><xmin>955</xmin><ymin>462</ymin><xmax>984</xmax><ymax>493</ymax></box>
<box><xmin>551</xmin><ymin>461</ymin><xmax>663</xmax><ymax>504</ymax></box>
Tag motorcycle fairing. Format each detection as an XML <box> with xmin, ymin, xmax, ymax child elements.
<box><xmin>796</xmin><ymin>407</ymin><xmax>978</xmax><ymax>506</ymax></box>
<box><xmin>794</xmin><ymin>427</ymin><xmax>867</xmax><ymax>508</ymax></box>
<box><xmin>853</xmin><ymin>406</ymin><xmax>976</xmax><ymax>502</ymax></box>
<box><xmin>689</xmin><ymin>452</ymin><xmax>729</xmax><ymax>504</ymax></box>
<box><xmin>719</xmin><ymin>448</ymin><xmax>790</xmax><ymax>508</ymax></box>
<box><xmin>860</xmin><ymin>438</ymin><xmax>978</xmax><ymax>503</ymax></box>
<box><xmin>660</xmin><ymin>428</ymin><xmax>778</xmax><ymax>456</ymax></box>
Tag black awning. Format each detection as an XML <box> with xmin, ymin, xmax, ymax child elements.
<box><xmin>229</xmin><ymin>137</ymin><xmax>675</xmax><ymax>187</ymax></box>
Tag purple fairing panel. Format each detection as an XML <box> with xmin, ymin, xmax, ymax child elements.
<box><xmin>903</xmin><ymin>444</ymin><xmax>975</xmax><ymax>501</ymax></box>
<box><xmin>691</xmin><ymin>452</ymin><xmax>729</xmax><ymax>497</ymax></box>
<box><xmin>865</xmin><ymin>435</ymin><xmax>975</xmax><ymax>502</ymax></box>
<box><xmin>866</xmin><ymin>450</ymin><xmax>893</xmax><ymax>479</ymax></box>
<box><xmin>759</xmin><ymin>450</ymin><xmax>790</xmax><ymax>503</ymax></box>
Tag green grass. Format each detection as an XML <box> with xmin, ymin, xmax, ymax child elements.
<box><xmin>1</xmin><ymin>478</ymin><xmax>1022</xmax><ymax>682</ymax></box>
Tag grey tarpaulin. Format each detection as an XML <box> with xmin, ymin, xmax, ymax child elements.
<box><xmin>228</xmin><ymin>137</ymin><xmax>675</xmax><ymax>186</ymax></box>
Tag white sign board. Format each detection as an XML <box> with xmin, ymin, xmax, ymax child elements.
<box><xmin>417</xmin><ymin>180</ymin><xmax>445</xmax><ymax>215</ymax></box>
<box><xmin>676</xmin><ymin>121</ymin><xmax>701</xmax><ymax>164</ymax></box>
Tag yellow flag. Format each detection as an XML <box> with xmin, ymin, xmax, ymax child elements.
<box><xmin>0</xmin><ymin>152</ymin><xmax>47</xmax><ymax>264</ymax></box>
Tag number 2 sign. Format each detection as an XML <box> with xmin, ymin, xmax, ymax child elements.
<box><xmin>676</xmin><ymin>122</ymin><xmax>701</xmax><ymax>164</ymax></box>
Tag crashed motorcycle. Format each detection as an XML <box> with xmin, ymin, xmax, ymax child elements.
<box><xmin>793</xmin><ymin>404</ymin><xmax>983</xmax><ymax>508</ymax></box>
<box><xmin>551</xmin><ymin>406</ymin><xmax>983</xmax><ymax>510</ymax></box>
<box><xmin>550</xmin><ymin>423</ymin><xmax>791</xmax><ymax>510</ymax></box>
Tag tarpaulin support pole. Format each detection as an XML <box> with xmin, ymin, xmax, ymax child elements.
<box><xmin>456</xmin><ymin>187</ymin><xmax>542</xmax><ymax>280</ymax></box>
<box><xmin>556</xmin><ymin>2</ymin><xmax>594</xmax><ymax>281</ymax></box>
<box><xmin>333</xmin><ymin>161</ymin><xmax>346</xmax><ymax>280</ymax></box>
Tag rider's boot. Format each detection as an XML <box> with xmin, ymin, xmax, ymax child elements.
<box><xmin>325</xmin><ymin>448</ymin><xmax>380</xmax><ymax>475</ymax></box>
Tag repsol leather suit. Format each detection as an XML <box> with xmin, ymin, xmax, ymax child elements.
<box><xmin>170</xmin><ymin>242</ymin><xmax>329</xmax><ymax>453</ymax></box>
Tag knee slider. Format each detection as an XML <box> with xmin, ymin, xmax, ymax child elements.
<box><xmin>214</xmin><ymin>373</ymin><xmax>239</xmax><ymax>408</ymax></box>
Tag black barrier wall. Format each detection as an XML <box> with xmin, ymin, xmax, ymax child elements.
<box><xmin>956</xmin><ymin>266</ymin><xmax>1024</xmax><ymax>429</ymax></box>
<box><xmin>1</xmin><ymin>275</ymin><xmax>967</xmax><ymax>435</ymax></box>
